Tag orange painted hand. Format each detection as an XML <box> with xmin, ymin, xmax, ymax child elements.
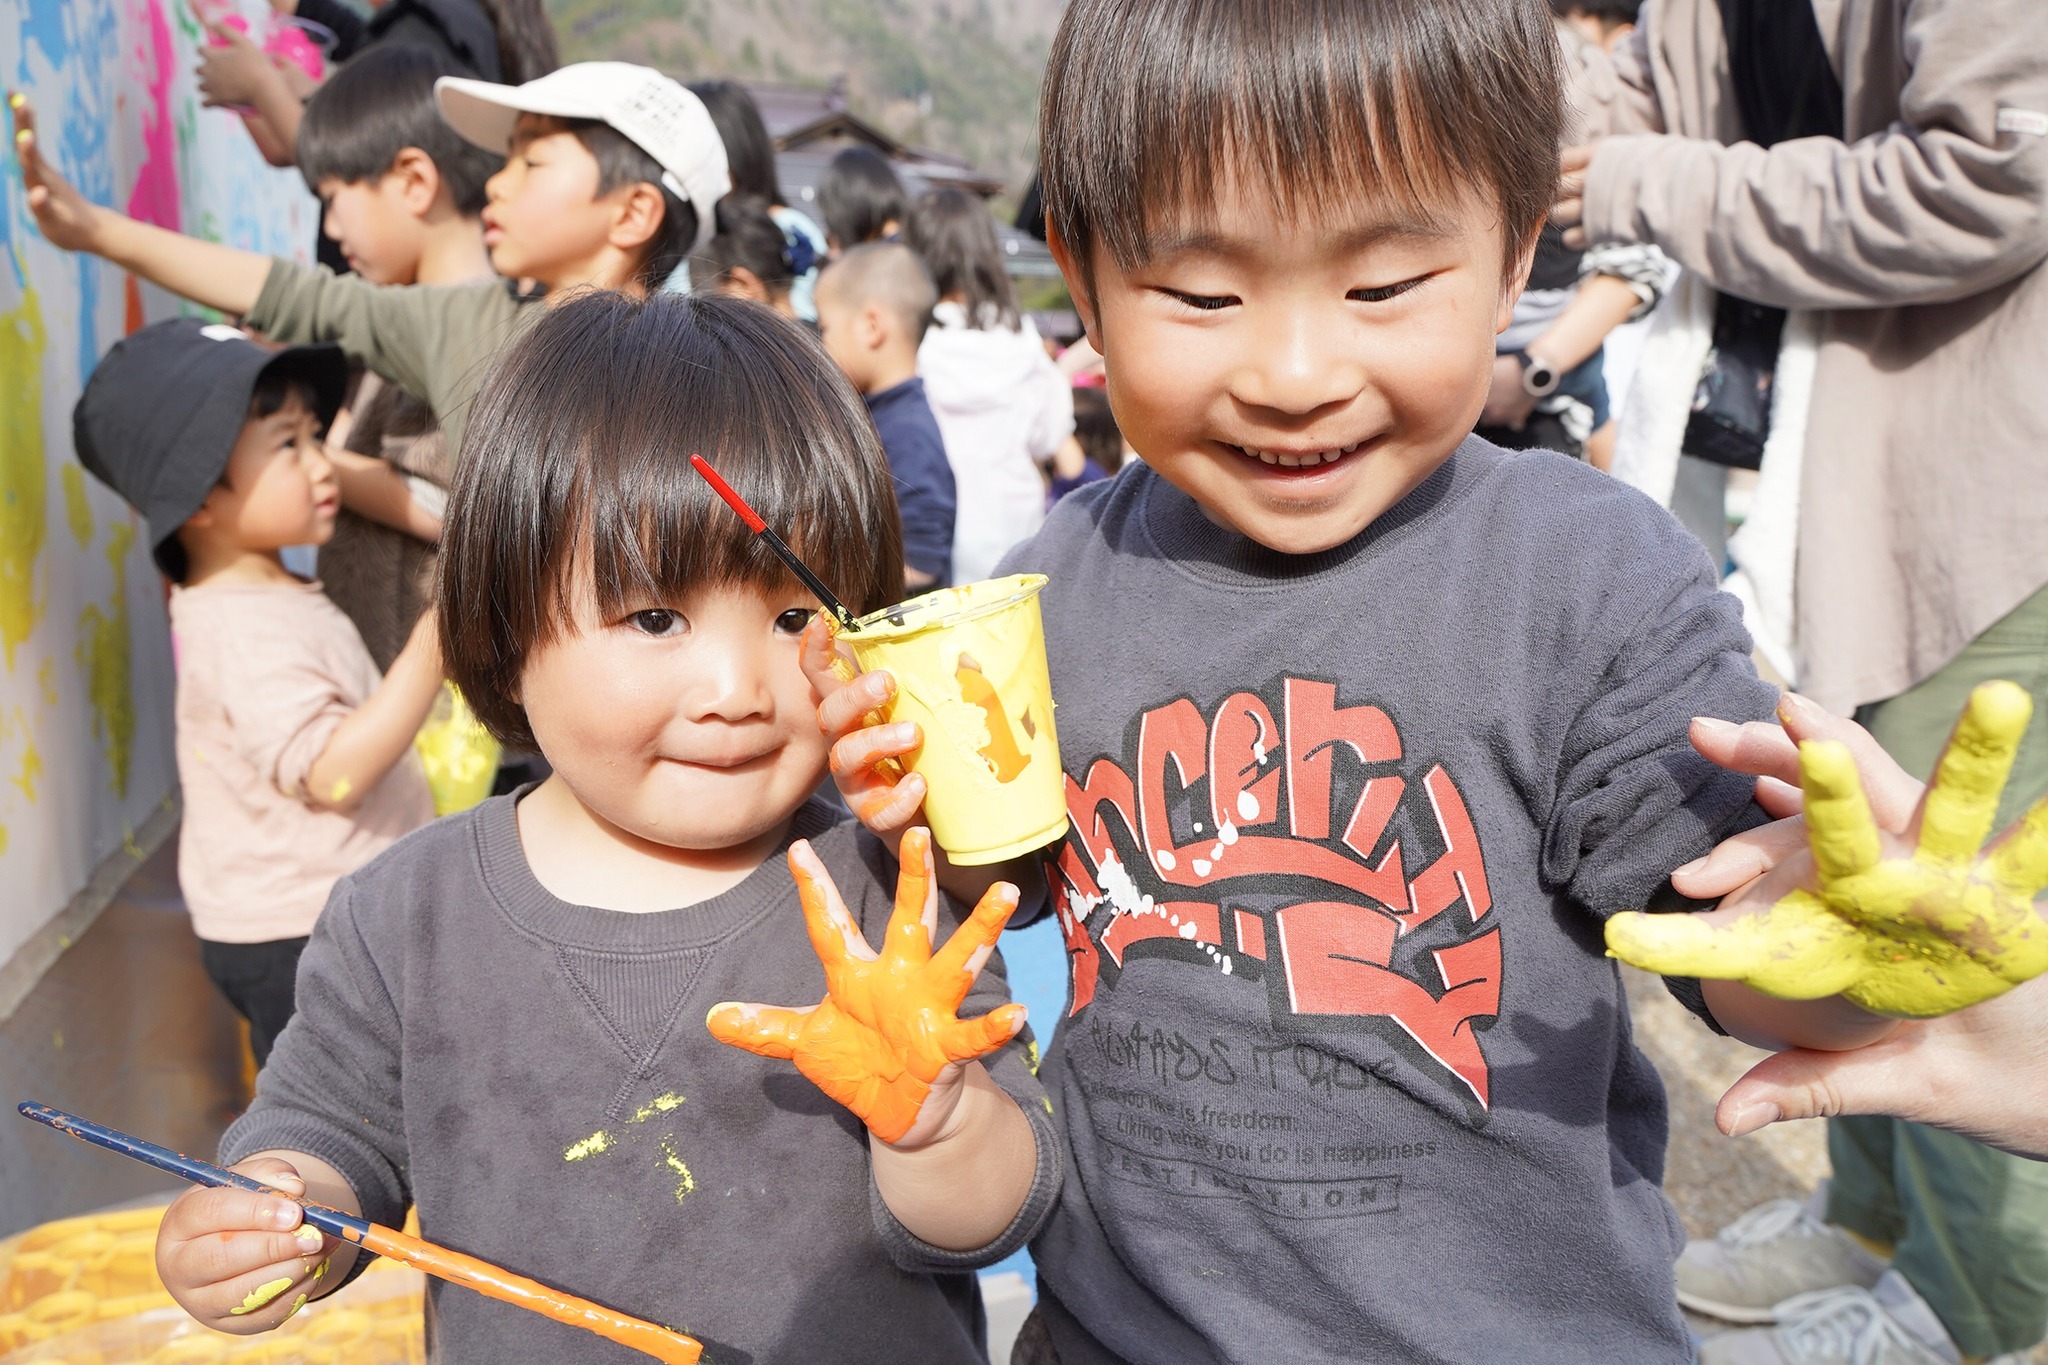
<box><xmin>1608</xmin><ymin>682</ymin><xmax>2048</xmax><ymax>1018</ymax></box>
<box><xmin>707</xmin><ymin>827</ymin><xmax>1026</xmax><ymax>1144</ymax></box>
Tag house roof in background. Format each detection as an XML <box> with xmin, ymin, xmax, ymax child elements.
<box><xmin>744</xmin><ymin>79</ymin><xmax>1055</xmax><ymax>277</ymax></box>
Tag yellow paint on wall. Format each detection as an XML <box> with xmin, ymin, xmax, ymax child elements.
<box><xmin>77</xmin><ymin>524</ymin><xmax>136</xmax><ymax>798</ymax></box>
<box><xmin>0</xmin><ymin>276</ymin><xmax>49</xmax><ymax>671</ymax></box>
<box><xmin>60</xmin><ymin>465</ymin><xmax>93</xmax><ymax>548</ymax></box>
<box><xmin>12</xmin><ymin>736</ymin><xmax>41</xmax><ymax>803</ymax></box>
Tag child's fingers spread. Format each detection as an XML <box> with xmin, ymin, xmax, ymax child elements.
<box><xmin>1916</xmin><ymin>680</ymin><xmax>2033</xmax><ymax>870</ymax></box>
<box><xmin>1800</xmin><ymin>741</ymin><xmax>1883</xmax><ymax>884</ymax></box>
<box><xmin>706</xmin><ymin>1001</ymin><xmax>809</xmax><ymax>1060</ymax></box>
<box><xmin>890</xmin><ymin>827</ymin><xmax>939</xmax><ymax>943</ymax></box>
<box><xmin>942</xmin><ymin>1003</ymin><xmax>1026</xmax><ymax>1064</ymax></box>
<box><xmin>930</xmin><ymin>881</ymin><xmax>1020</xmax><ymax>985</ymax></box>
<box><xmin>790</xmin><ymin>841</ymin><xmax>875</xmax><ymax>967</ymax></box>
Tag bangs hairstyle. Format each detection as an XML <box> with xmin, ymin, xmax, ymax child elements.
<box><xmin>1039</xmin><ymin>0</ymin><xmax>1565</xmax><ymax>280</ymax></box>
<box><xmin>552</xmin><ymin>118</ymin><xmax>698</xmax><ymax>293</ymax></box>
<box><xmin>438</xmin><ymin>291</ymin><xmax>904</xmax><ymax>749</ymax></box>
<box><xmin>817</xmin><ymin>146</ymin><xmax>907</xmax><ymax>250</ymax></box>
<box><xmin>297</xmin><ymin>46</ymin><xmax>502</xmax><ymax>215</ymax></box>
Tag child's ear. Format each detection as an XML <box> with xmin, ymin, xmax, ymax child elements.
<box><xmin>604</xmin><ymin>181</ymin><xmax>667</xmax><ymax>254</ymax></box>
<box><xmin>1045</xmin><ymin>219</ymin><xmax>1101</xmax><ymax>353</ymax></box>
<box><xmin>858</xmin><ymin>303</ymin><xmax>888</xmax><ymax>351</ymax></box>
<box><xmin>389</xmin><ymin>147</ymin><xmax>445</xmax><ymax>218</ymax></box>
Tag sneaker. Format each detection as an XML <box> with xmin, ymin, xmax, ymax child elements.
<box><xmin>1678</xmin><ymin>1197</ymin><xmax>1890</xmax><ymax>1324</ymax></box>
<box><xmin>1698</xmin><ymin>1274</ymin><xmax>1957</xmax><ymax>1365</ymax></box>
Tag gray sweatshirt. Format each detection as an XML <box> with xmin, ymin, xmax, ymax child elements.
<box><xmin>996</xmin><ymin>442</ymin><xmax>1777</xmax><ymax>1364</ymax></box>
<box><xmin>223</xmin><ymin>793</ymin><xmax>1058</xmax><ymax>1364</ymax></box>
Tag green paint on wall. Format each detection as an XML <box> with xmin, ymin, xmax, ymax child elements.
<box><xmin>77</xmin><ymin>523</ymin><xmax>136</xmax><ymax>798</ymax></box>
<box><xmin>60</xmin><ymin>465</ymin><xmax>93</xmax><ymax>548</ymax></box>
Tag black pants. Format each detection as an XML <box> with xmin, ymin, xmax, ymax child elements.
<box><xmin>199</xmin><ymin>936</ymin><xmax>309</xmax><ymax>1068</ymax></box>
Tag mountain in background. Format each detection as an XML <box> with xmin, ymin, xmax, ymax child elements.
<box><xmin>544</xmin><ymin>0</ymin><xmax>1066</xmax><ymax>194</ymax></box>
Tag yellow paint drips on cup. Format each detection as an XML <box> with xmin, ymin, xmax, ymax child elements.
<box><xmin>1607</xmin><ymin>682</ymin><xmax>2048</xmax><ymax>1018</ymax></box>
<box><xmin>228</xmin><ymin>1276</ymin><xmax>294</xmax><ymax>1315</ymax></box>
<box><xmin>847</xmin><ymin>575</ymin><xmax>1068</xmax><ymax>865</ymax></box>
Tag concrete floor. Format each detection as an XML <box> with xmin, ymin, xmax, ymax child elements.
<box><xmin>0</xmin><ymin>833</ymin><xmax>244</xmax><ymax>1240</ymax></box>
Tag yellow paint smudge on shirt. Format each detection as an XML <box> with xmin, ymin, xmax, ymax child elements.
<box><xmin>229</xmin><ymin>1277</ymin><xmax>294</xmax><ymax>1315</ymax></box>
<box><xmin>0</xmin><ymin>274</ymin><xmax>49</xmax><ymax>671</ymax></box>
<box><xmin>1025</xmin><ymin>1039</ymin><xmax>1040</xmax><ymax>1075</ymax></box>
<box><xmin>77</xmin><ymin>523</ymin><xmax>136</xmax><ymax>797</ymax></box>
<box><xmin>629</xmin><ymin>1094</ymin><xmax>686</xmax><ymax>1124</ymax></box>
<box><xmin>37</xmin><ymin>658</ymin><xmax>55</xmax><ymax>706</ymax></box>
<box><xmin>658</xmin><ymin>1136</ymin><xmax>696</xmax><ymax>1204</ymax></box>
<box><xmin>60</xmin><ymin>465</ymin><xmax>92</xmax><ymax>548</ymax></box>
<box><xmin>563</xmin><ymin>1130</ymin><xmax>612</xmax><ymax>1162</ymax></box>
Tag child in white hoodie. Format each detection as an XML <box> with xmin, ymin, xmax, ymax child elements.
<box><xmin>907</xmin><ymin>187</ymin><xmax>1074</xmax><ymax>584</ymax></box>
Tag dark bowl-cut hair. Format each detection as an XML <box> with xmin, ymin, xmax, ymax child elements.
<box><xmin>437</xmin><ymin>291</ymin><xmax>905</xmax><ymax>749</ymax></box>
<box><xmin>690</xmin><ymin>80</ymin><xmax>781</xmax><ymax>203</ymax></box>
<box><xmin>905</xmin><ymin>187</ymin><xmax>1020</xmax><ymax>332</ymax></box>
<box><xmin>816</xmin><ymin>146</ymin><xmax>907</xmax><ymax>251</ymax></box>
<box><xmin>1039</xmin><ymin>0</ymin><xmax>1564</xmax><ymax>283</ymax></box>
<box><xmin>553</xmin><ymin>118</ymin><xmax>698</xmax><ymax>294</ymax></box>
<box><xmin>692</xmin><ymin>195</ymin><xmax>797</xmax><ymax>295</ymax></box>
<box><xmin>297</xmin><ymin>46</ymin><xmax>502</xmax><ymax>214</ymax></box>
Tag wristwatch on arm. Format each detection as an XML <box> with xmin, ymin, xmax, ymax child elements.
<box><xmin>1516</xmin><ymin>350</ymin><xmax>1561</xmax><ymax>398</ymax></box>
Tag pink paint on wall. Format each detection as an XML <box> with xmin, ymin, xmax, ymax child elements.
<box><xmin>124</xmin><ymin>0</ymin><xmax>180</xmax><ymax>230</ymax></box>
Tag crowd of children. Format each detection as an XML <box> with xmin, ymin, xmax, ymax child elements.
<box><xmin>10</xmin><ymin>0</ymin><xmax>2048</xmax><ymax>1361</ymax></box>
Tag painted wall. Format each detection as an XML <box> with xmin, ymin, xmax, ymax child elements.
<box><xmin>0</xmin><ymin>0</ymin><xmax>313</xmax><ymax>970</ymax></box>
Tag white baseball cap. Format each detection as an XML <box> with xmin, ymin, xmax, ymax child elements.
<box><xmin>436</xmin><ymin>63</ymin><xmax>730</xmax><ymax>251</ymax></box>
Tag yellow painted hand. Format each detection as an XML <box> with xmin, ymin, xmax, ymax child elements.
<box><xmin>1608</xmin><ymin>681</ymin><xmax>2048</xmax><ymax>1018</ymax></box>
<box><xmin>707</xmin><ymin>827</ymin><xmax>1025</xmax><ymax>1143</ymax></box>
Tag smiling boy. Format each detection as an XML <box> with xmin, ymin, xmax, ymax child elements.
<box><xmin>806</xmin><ymin>1</ymin><xmax>1906</xmax><ymax>1360</ymax></box>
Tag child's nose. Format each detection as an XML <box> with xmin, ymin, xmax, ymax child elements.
<box><xmin>684</xmin><ymin>641</ymin><xmax>777</xmax><ymax>722</ymax></box>
<box><xmin>1237</xmin><ymin>309</ymin><xmax>1365</xmax><ymax>416</ymax></box>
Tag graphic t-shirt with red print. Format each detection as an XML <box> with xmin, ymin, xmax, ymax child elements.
<box><xmin>996</xmin><ymin>439</ymin><xmax>1777</xmax><ymax>1365</ymax></box>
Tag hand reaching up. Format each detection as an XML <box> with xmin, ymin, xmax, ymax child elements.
<box><xmin>10</xmin><ymin>94</ymin><xmax>109</xmax><ymax>255</ymax></box>
<box><xmin>1608</xmin><ymin>681</ymin><xmax>2048</xmax><ymax>1018</ymax></box>
<box><xmin>707</xmin><ymin>827</ymin><xmax>1025</xmax><ymax>1145</ymax></box>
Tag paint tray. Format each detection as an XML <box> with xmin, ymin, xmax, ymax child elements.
<box><xmin>0</xmin><ymin>1196</ymin><xmax>425</xmax><ymax>1363</ymax></box>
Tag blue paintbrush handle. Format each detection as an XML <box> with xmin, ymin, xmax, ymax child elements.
<box><xmin>17</xmin><ymin>1100</ymin><xmax>374</xmax><ymax>1242</ymax></box>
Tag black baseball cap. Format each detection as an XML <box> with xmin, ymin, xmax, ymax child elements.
<box><xmin>72</xmin><ymin>320</ymin><xmax>348</xmax><ymax>580</ymax></box>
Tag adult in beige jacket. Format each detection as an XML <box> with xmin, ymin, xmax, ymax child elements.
<box><xmin>1563</xmin><ymin>2</ymin><xmax>2048</xmax><ymax>1362</ymax></box>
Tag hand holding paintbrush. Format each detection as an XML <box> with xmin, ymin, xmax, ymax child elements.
<box><xmin>19</xmin><ymin>1103</ymin><xmax>702</xmax><ymax>1362</ymax></box>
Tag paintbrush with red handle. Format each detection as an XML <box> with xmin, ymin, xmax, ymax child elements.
<box><xmin>689</xmin><ymin>454</ymin><xmax>861</xmax><ymax>633</ymax></box>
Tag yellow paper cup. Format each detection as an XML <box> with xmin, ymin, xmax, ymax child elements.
<box><xmin>849</xmin><ymin>575</ymin><xmax>1069</xmax><ymax>865</ymax></box>
<box><xmin>412</xmin><ymin>683</ymin><xmax>501</xmax><ymax>816</ymax></box>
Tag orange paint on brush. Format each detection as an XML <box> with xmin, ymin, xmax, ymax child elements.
<box><xmin>347</xmin><ymin>1222</ymin><xmax>701</xmax><ymax>1363</ymax></box>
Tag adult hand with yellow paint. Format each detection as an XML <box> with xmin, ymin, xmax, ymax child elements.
<box><xmin>708</xmin><ymin>827</ymin><xmax>1026</xmax><ymax>1145</ymax></box>
<box><xmin>155</xmin><ymin>1153</ymin><xmax>353</xmax><ymax>1334</ymax></box>
<box><xmin>1609</xmin><ymin>680</ymin><xmax>2048</xmax><ymax>1019</ymax></box>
